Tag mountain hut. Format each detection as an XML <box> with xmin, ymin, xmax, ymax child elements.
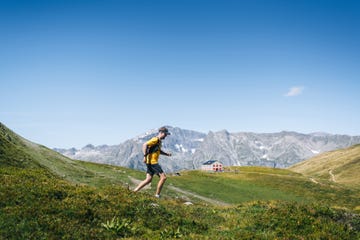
<box><xmin>201</xmin><ymin>160</ymin><xmax>223</xmax><ymax>172</ymax></box>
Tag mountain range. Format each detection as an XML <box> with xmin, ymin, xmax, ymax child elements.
<box><xmin>55</xmin><ymin>126</ymin><xmax>360</xmax><ymax>172</ymax></box>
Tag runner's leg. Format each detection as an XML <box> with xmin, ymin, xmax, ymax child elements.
<box><xmin>155</xmin><ymin>172</ymin><xmax>167</xmax><ymax>196</ymax></box>
<box><xmin>133</xmin><ymin>173</ymin><xmax>153</xmax><ymax>192</ymax></box>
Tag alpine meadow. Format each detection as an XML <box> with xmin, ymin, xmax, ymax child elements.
<box><xmin>1</xmin><ymin>122</ymin><xmax>359</xmax><ymax>239</ymax></box>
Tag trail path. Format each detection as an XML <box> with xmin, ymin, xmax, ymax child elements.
<box><xmin>167</xmin><ymin>185</ymin><xmax>231</xmax><ymax>207</ymax></box>
<box><xmin>237</xmin><ymin>170</ymin><xmax>336</xmax><ymax>186</ymax></box>
<box><xmin>309</xmin><ymin>178</ymin><xmax>319</xmax><ymax>184</ymax></box>
<box><xmin>128</xmin><ymin>176</ymin><xmax>151</xmax><ymax>189</ymax></box>
<box><xmin>128</xmin><ymin>176</ymin><xmax>230</xmax><ymax>207</ymax></box>
<box><xmin>329</xmin><ymin>169</ymin><xmax>336</xmax><ymax>182</ymax></box>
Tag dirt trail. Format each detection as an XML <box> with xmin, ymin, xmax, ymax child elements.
<box><xmin>167</xmin><ymin>185</ymin><xmax>231</xmax><ymax>207</ymax></box>
<box><xmin>128</xmin><ymin>176</ymin><xmax>230</xmax><ymax>207</ymax></box>
<box><xmin>329</xmin><ymin>169</ymin><xmax>336</xmax><ymax>182</ymax></box>
<box><xmin>309</xmin><ymin>178</ymin><xmax>319</xmax><ymax>184</ymax></box>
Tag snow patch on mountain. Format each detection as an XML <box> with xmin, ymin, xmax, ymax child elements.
<box><xmin>175</xmin><ymin>144</ymin><xmax>188</xmax><ymax>153</ymax></box>
<box><xmin>193</xmin><ymin>138</ymin><xmax>204</xmax><ymax>142</ymax></box>
<box><xmin>311</xmin><ymin>149</ymin><xmax>320</xmax><ymax>154</ymax></box>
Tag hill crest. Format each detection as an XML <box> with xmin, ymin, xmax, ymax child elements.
<box><xmin>289</xmin><ymin>144</ymin><xmax>360</xmax><ymax>188</ymax></box>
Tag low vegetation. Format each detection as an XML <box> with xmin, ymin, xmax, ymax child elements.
<box><xmin>1</xmin><ymin>122</ymin><xmax>360</xmax><ymax>239</ymax></box>
<box><xmin>1</xmin><ymin>166</ymin><xmax>359</xmax><ymax>239</ymax></box>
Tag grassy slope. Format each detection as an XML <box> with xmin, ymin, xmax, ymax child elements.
<box><xmin>0</xmin><ymin>122</ymin><xmax>143</xmax><ymax>188</ymax></box>
<box><xmin>2</xmin><ymin>166</ymin><xmax>359</xmax><ymax>240</ymax></box>
<box><xmin>289</xmin><ymin>144</ymin><xmax>360</xmax><ymax>188</ymax></box>
<box><xmin>1</xmin><ymin>122</ymin><xmax>360</xmax><ymax>239</ymax></box>
<box><xmin>165</xmin><ymin>167</ymin><xmax>360</xmax><ymax>210</ymax></box>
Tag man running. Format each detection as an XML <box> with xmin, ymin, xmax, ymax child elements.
<box><xmin>133</xmin><ymin>126</ymin><xmax>172</xmax><ymax>198</ymax></box>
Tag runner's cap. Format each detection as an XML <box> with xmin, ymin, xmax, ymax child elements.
<box><xmin>159</xmin><ymin>127</ymin><xmax>171</xmax><ymax>135</ymax></box>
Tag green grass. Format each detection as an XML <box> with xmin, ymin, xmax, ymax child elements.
<box><xmin>1</xmin><ymin>166</ymin><xmax>359</xmax><ymax>240</ymax></box>
<box><xmin>0</xmin><ymin>166</ymin><xmax>209</xmax><ymax>239</ymax></box>
<box><xmin>1</xmin><ymin>122</ymin><xmax>360</xmax><ymax>239</ymax></box>
<box><xmin>0</xmin><ymin>122</ymin><xmax>145</xmax><ymax>188</ymax></box>
<box><xmin>167</xmin><ymin>170</ymin><xmax>304</xmax><ymax>203</ymax></box>
<box><xmin>164</xmin><ymin>168</ymin><xmax>360</xmax><ymax>210</ymax></box>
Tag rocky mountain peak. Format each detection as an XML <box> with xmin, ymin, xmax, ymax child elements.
<box><xmin>55</xmin><ymin>127</ymin><xmax>360</xmax><ymax>172</ymax></box>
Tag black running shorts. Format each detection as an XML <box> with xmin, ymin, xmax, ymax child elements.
<box><xmin>146</xmin><ymin>164</ymin><xmax>164</xmax><ymax>176</ymax></box>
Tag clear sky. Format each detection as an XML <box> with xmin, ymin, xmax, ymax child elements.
<box><xmin>1</xmin><ymin>0</ymin><xmax>359</xmax><ymax>148</ymax></box>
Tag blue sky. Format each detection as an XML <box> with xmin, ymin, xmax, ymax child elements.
<box><xmin>1</xmin><ymin>0</ymin><xmax>359</xmax><ymax>148</ymax></box>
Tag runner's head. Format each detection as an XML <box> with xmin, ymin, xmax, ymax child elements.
<box><xmin>158</xmin><ymin>126</ymin><xmax>171</xmax><ymax>139</ymax></box>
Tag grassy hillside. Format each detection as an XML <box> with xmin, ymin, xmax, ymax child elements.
<box><xmin>0</xmin><ymin>122</ymin><xmax>143</xmax><ymax>188</ymax></box>
<box><xmin>2</xmin><ymin>166</ymin><xmax>359</xmax><ymax>240</ymax></box>
<box><xmin>289</xmin><ymin>144</ymin><xmax>360</xmax><ymax>188</ymax></box>
<box><xmin>1</xmin><ymin>122</ymin><xmax>360</xmax><ymax>239</ymax></box>
<box><xmin>165</xmin><ymin>167</ymin><xmax>360</xmax><ymax>210</ymax></box>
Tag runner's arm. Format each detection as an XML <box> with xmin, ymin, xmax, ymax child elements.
<box><xmin>142</xmin><ymin>142</ymin><xmax>148</xmax><ymax>156</ymax></box>
<box><xmin>160</xmin><ymin>150</ymin><xmax>171</xmax><ymax>156</ymax></box>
